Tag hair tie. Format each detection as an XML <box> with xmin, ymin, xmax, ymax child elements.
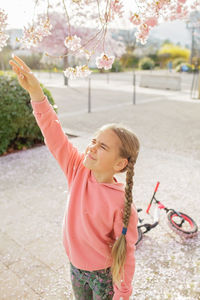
<box><xmin>122</xmin><ymin>227</ymin><xmax>127</xmax><ymax>235</ymax></box>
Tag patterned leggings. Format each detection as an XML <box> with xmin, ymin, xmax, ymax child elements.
<box><xmin>70</xmin><ymin>262</ymin><xmax>114</xmax><ymax>300</ymax></box>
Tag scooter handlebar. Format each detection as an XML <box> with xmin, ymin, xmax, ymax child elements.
<box><xmin>154</xmin><ymin>181</ymin><xmax>160</xmax><ymax>193</ymax></box>
<box><xmin>146</xmin><ymin>182</ymin><xmax>160</xmax><ymax>214</ymax></box>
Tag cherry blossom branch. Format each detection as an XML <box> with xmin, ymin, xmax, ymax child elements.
<box><xmin>45</xmin><ymin>24</ymin><xmax>106</xmax><ymax>60</ymax></box>
<box><xmin>102</xmin><ymin>0</ymin><xmax>111</xmax><ymax>52</ymax></box>
<box><xmin>33</xmin><ymin>0</ymin><xmax>40</xmax><ymax>24</ymax></box>
<box><xmin>97</xmin><ymin>0</ymin><xmax>103</xmax><ymax>25</ymax></box>
<box><xmin>46</xmin><ymin>0</ymin><xmax>50</xmax><ymax>19</ymax></box>
<box><xmin>62</xmin><ymin>0</ymin><xmax>71</xmax><ymax>35</ymax></box>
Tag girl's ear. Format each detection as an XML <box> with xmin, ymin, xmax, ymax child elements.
<box><xmin>114</xmin><ymin>158</ymin><xmax>128</xmax><ymax>172</ymax></box>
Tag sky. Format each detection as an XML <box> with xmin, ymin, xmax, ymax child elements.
<box><xmin>1</xmin><ymin>0</ymin><xmax>47</xmax><ymax>29</ymax></box>
<box><xmin>1</xmin><ymin>0</ymin><xmax>135</xmax><ymax>29</ymax></box>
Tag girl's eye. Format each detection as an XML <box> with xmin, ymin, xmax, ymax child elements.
<box><xmin>91</xmin><ymin>139</ymin><xmax>106</xmax><ymax>150</ymax></box>
<box><xmin>101</xmin><ymin>145</ymin><xmax>106</xmax><ymax>150</ymax></box>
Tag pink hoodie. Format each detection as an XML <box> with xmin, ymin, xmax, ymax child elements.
<box><xmin>31</xmin><ymin>95</ymin><xmax>138</xmax><ymax>300</ymax></box>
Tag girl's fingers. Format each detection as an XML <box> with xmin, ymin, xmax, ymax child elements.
<box><xmin>11</xmin><ymin>64</ymin><xmax>24</xmax><ymax>79</ymax></box>
<box><xmin>11</xmin><ymin>54</ymin><xmax>31</xmax><ymax>72</ymax></box>
<box><xmin>9</xmin><ymin>60</ymin><xmax>30</xmax><ymax>76</ymax></box>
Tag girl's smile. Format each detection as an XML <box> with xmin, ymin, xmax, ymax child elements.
<box><xmin>86</xmin><ymin>153</ymin><xmax>96</xmax><ymax>160</ymax></box>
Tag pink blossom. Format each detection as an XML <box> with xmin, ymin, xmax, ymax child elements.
<box><xmin>176</xmin><ymin>5</ymin><xmax>182</xmax><ymax>14</ymax></box>
<box><xmin>129</xmin><ymin>13</ymin><xmax>141</xmax><ymax>26</ymax></box>
<box><xmin>76</xmin><ymin>65</ymin><xmax>92</xmax><ymax>78</ymax></box>
<box><xmin>0</xmin><ymin>8</ymin><xmax>7</xmax><ymax>29</ymax></box>
<box><xmin>0</xmin><ymin>32</ymin><xmax>9</xmax><ymax>52</ymax></box>
<box><xmin>178</xmin><ymin>0</ymin><xmax>187</xmax><ymax>3</ymax></box>
<box><xmin>63</xmin><ymin>65</ymin><xmax>91</xmax><ymax>79</ymax></box>
<box><xmin>135</xmin><ymin>31</ymin><xmax>148</xmax><ymax>45</ymax></box>
<box><xmin>153</xmin><ymin>0</ymin><xmax>170</xmax><ymax>11</ymax></box>
<box><xmin>64</xmin><ymin>35</ymin><xmax>82</xmax><ymax>52</ymax></box>
<box><xmin>63</xmin><ymin>67</ymin><xmax>77</xmax><ymax>79</ymax></box>
<box><xmin>17</xmin><ymin>18</ymin><xmax>52</xmax><ymax>49</ymax></box>
<box><xmin>96</xmin><ymin>53</ymin><xmax>115</xmax><ymax>70</ymax></box>
<box><xmin>145</xmin><ymin>17</ymin><xmax>158</xmax><ymax>28</ymax></box>
<box><xmin>154</xmin><ymin>1</ymin><xmax>165</xmax><ymax>10</ymax></box>
<box><xmin>170</xmin><ymin>15</ymin><xmax>176</xmax><ymax>21</ymax></box>
<box><xmin>134</xmin><ymin>23</ymin><xmax>149</xmax><ymax>45</ymax></box>
<box><xmin>110</xmin><ymin>0</ymin><xmax>124</xmax><ymax>20</ymax></box>
<box><xmin>9</xmin><ymin>1</ymin><xmax>197</xmax><ymax>67</ymax></box>
<box><xmin>80</xmin><ymin>49</ymin><xmax>94</xmax><ymax>60</ymax></box>
<box><xmin>139</xmin><ymin>23</ymin><xmax>149</xmax><ymax>35</ymax></box>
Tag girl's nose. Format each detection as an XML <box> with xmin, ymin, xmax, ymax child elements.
<box><xmin>89</xmin><ymin>144</ymin><xmax>98</xmax><ymax>152</ymax></box>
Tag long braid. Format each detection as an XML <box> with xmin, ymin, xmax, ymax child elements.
<box><xmin>123</xmin><ymin>157</ymin><xmax>135</xmax><ymax>228</ymax></box>
<box><xmin>111</xmin><ymin>157</ymin><xmax>136</xmax><ymax>287</ymax></box>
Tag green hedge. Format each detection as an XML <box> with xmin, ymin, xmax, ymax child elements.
<box><xmin>138</xmin><ymin>57</ymin><xmax>155</xmax><ymax>70</ymax></box>
<box><xmin>111</xmin><ymin>59</ymin><xmax>123</xmax><ymax>72</ymax></box>
<box><xmin>0</xmin><ymin>71</ymin><xmax>57</xmax><ymax>156</ymax></box>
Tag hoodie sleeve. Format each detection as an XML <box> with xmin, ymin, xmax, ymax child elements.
<box><xmin>112</xmin><ymin>205</ymin><xmax>138</xmax><ymax>300</ymax></box>
<box><xmin>30</xmin><ymin>95</ymin><xmax>84</xmax><ymax>188</ymax></box>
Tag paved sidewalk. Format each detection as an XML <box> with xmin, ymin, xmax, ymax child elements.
<box><xmin>0</xmin><ymin>74</ymin><xmax>200</xmax><ymax>299</ymax></box>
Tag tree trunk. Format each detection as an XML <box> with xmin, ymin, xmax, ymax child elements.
<box><xmin>63</xmin><ymin>54</ymin><xmax>69</xmax><ymax>86</ymax></box>
<box><xmin>198</xmin><ymin>74</ymin><xmax>200</xmax><ymax>99</ymax></box>
<box><xmin>0</xmin><ymin>57</ymin><xmax>5</xmax><ymax>70</ymax></box>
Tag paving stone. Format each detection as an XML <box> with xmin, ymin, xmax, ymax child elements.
<box><xmin>0</xmin><ymin>268</ymin><xmax>41</xmax><ymax>300</ymax></box>
<box><xmin>24</xmin><ymin>233</ymin><xmax>67</xmax><ymax>272</ymax></box>
<box><xmin>0</xmin><ymin>261</ymin><xmax>8</xmax><ymax>273</ymax></box>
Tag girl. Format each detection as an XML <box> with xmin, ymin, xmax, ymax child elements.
<box><xmin>9</xmin><ymin>55</ymin><xmax>140</xmax><ymax>300</ymax></box>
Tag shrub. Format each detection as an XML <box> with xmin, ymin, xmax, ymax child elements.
<box><xmin>173</xmin><ymin>58</ymin><xmax>188</xmax><ymax>68</ymax></box>
<box><xmin>0</xmin><ymin>71</ymin><xmax>57</xmax><ymax>156</ymax></box>
<box><xmin>138</xmin><ymin>57</ymin><xmax>155</xmax><ymax>70</ymax></box>
<box><xmin>111</xmin><ymin>59</ymin><xmax>123</xmax><ymax>72</ymax></box>
<box><xmin>175</xmin><ymin>63</ymin><xmax>193</xmax><ymax>73</ymax></box>
<box><xmin>120</xmin><ymin>54</ymin><xmax>139</xmax><ymax>68</ymax></box>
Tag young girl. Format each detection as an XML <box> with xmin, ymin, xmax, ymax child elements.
<box><xmin>9</xmin><ymin>55</ymin><xmax>140</xmax><ymax>300</ymax></box>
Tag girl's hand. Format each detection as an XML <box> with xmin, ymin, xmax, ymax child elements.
<box><xmin>9</xmin><ymin>54</ymin><xmax>45</xmax><ymax>102</ymax></box>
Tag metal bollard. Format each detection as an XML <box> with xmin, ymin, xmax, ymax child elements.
<box><xmin>88</xmin><ymin>77</ymin><xmax>91</xmax><ymax>113</ymax></box>
<box><xmin>133</xmin><ymin>70</ymin><xmax>136</xmax><ymax>105</ymax></box>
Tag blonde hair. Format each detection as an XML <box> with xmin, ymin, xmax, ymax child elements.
<box><xmin>97</xmin><ymin>123</ymin><xmax>140</xmax><ymax>287</ymax></box>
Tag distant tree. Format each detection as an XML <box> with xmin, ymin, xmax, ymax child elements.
<box><xmin>157</xmin><ymin>43</ymin><xmax>190</xmax><ymax>68</ymax></box>
<box><xmin>162</xmin><ymin>39</ymin><xmax>172</xmax><ymax>45</ymax></box>
<box><xmin>115</xmin><ymin>29</ymin><xmax>138</xmax><ymax>68</ymax></box>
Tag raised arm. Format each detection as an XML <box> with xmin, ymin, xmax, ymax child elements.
<box><xmin>9</xmin><ymin>55</ymin><xmax>84</xmax><ymax>187</ymax></box>
<box><xmin>9</xmin><ymin>54</ymin><xmax>45</xmax><ymax>102</ymax></box>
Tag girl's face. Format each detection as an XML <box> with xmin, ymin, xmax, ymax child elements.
<box><xmin>83</xmin><ymin>129</ymin><xmax>128</xmax><ymax>182</ymax></box>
